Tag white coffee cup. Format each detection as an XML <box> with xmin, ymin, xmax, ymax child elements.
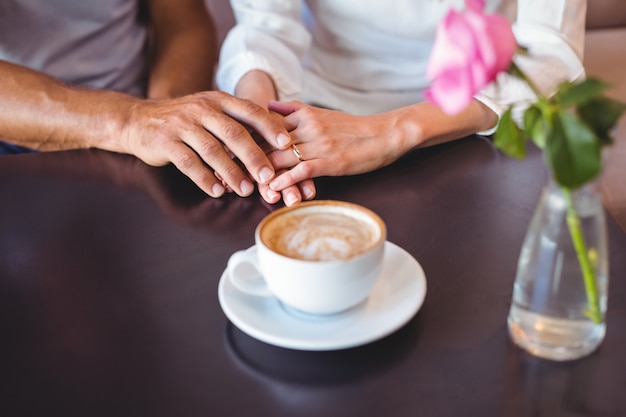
<box><xmin>227</xmin><ymin>200</ymin><xmax>387</xmax><ymax>315</ymax></box>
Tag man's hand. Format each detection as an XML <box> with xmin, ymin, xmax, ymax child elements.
<box><xmin>123</xmin><ymin>91</ymin><xmax>292</xmax><ymax>198</ymax></box>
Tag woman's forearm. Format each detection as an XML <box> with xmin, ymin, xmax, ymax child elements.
<box><xmin>235</xmin><ymin>70</ymin><xmax>278</xmax><ymax>107</ymax></box>
<box><xmin>395</xmin><ymin>99</ymin><xmax>499</xmax><ymax>153</ymax></box>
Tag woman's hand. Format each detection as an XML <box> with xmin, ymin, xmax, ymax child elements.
<box><xmin>265</xmin><ymin>98</ymin><xmax>498</xmax><ymax>193</ymax></box>
<box><xmin>265</xmin><ymin>100</ymin><xmax>416</xmax><ymax>192</ymax></box>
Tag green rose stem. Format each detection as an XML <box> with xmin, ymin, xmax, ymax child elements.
<box><xmin>509</xmin><ymin>59</ymin><xmax>603</xmax><ymax>324</ymax></box>
<box><xmin>562</xmin><ymin>188</ymin><xmax>603</xmax><ymax>323</ymax></box>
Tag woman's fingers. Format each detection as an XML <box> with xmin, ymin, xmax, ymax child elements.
<box><xmin>269</xmin><ymin>162</ymin><xmax>320</xmax><ymax>192</ymax></box>
<box><xmin>258</xmin><ymin>171</ymin><xmax>316</xmax><ymax>206</ymax></box>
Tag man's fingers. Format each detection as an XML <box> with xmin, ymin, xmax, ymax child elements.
<box><xmin>217</xmin><ymin>93</ymin><xmax>292</xmax><ymax>150</ymax></box>
<box><xmin>161</xmin><ymin>141</ymin><xmax>226</xmax><ymax>198</ymax></box>
<box><xmin>195</xmin><ymin>113</ymin><xmax>275</xmax><ymax>190</ymax></box>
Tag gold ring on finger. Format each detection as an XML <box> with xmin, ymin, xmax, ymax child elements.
<box><xmin>292</xmin><ymin>144</ymin><xmax>304</xmax><ymax>161</ymax></box>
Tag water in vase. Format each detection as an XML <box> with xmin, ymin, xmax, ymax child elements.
<box><xmin>507</xmin><ymin>181</ymin><xmax>608</xmax><ymax>361</ymax></box>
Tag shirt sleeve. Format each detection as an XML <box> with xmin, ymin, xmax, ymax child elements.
<box><xmin>216</xmin><ymin>0</ymin><xmax>311</xmax><ymax>101</ymax></box>
<box><xmin>474</xmin><ymin>0</ymin><xmax>586</xmax><ymax>136</ymax></box>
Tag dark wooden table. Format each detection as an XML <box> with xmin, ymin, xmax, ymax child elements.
<box><xmin>1</xmin><ymin>137</ymin><xmax>625</xmax><ymax>417</ymax></box>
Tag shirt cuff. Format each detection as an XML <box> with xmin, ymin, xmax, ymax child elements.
<box><xmin>216</xmin><ymin>51</ymin><xmax>300</xmax><ymax>101</ymax></box>
<box><xmin>472</xmin><ymin>94</ymin><xmax>506</xmax><ymax>136</ymax></box>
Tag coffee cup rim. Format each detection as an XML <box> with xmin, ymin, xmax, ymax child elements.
<box><xmin>256</xmin><ymin>200</ymin><xmax>387</xmax><ymax>263</ymax></box>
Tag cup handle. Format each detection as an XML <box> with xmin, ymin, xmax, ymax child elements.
<box><xmin>227</xmin><ymin>247</ymin><xmax>273</xmax><ymax>297</ymax></box>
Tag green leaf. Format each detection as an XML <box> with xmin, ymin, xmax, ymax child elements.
<box><xmin>545</xmin><ymin>111</ymin><xmax>601</xmax><ymax>188</ymax></box>
<box><xmin>494</xmin><ymin>107</ymin><xmax>526</xmax><ymax>158</ymax></box>
<box><xmin>555</xmin><ymin>78</ymin><xmax>609</xmax><ymax>107</ymax></box>
<box><xmin>523</xmin><ymin>104</ymin><xmax>547</xmax><ymax>149</ymax></box>
<box><xmin>577</xmin><ymin>96</ymin><xmax>626</xmax><ymax>145</ymax></box>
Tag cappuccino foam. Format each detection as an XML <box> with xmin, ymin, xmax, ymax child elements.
<box><xmin>261</xmin><ymin>205</ymin><xmax>381</xmax><ymax>261</ymax></box>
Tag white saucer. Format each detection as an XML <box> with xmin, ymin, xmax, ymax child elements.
<box><xmin>218</xmin><ymin>241</ymin><xmax>427</xmax><ymax>351</ymax></box>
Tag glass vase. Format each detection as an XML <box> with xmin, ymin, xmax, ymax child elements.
<box><xmin>507</xmin><ymin>178</ymin><xmax>609</xmax><ymax>361</ymax></box>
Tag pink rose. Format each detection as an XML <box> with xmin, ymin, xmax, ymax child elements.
<box><xmin>426</xmin><ymin>0</ymin><xmax>517</xmax><ymax>115</ymax></box>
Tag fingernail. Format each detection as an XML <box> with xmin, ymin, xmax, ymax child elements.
<box><xmin>240</xmin><ymin>179</ymin><xmax>254</xmax><ymax>196</ymax></box>
<box><xmin>276</xmin><ymin>133</ymin><xmax>290</xmax><ymax>147</ymax></box>
<box><xmin>285</xmin><ymin>192</ymin><xmax>299</xmax><ymax>206</ymax></box>
<box><xmin>259</xmin><ymin>166</ymin><xmax>274</xmax><ymax>183</ymax></box>
<box><xmin>267</xmin><ymin>189</ymin><xmax>280</xmax><ymax>202</ymax></box>
<box><xmin>302</xmin><ymin>185</ymin><xmax>315</xmax><ymax>199</ymax></box>
<box><xmin>212</xmin><ymin>183</ymin><xmax>225</xmax><ymax>197</ymax></box>
<box><xmin>269</xmin><ymin>179</ymin><xmax>282</xmax><ymax>191</ymax></box>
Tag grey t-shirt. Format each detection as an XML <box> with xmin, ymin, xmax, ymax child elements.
<box><xmin>0</xmin><ymin>0</ymin><xmax>149</xmax><ymax>96</ymax></box>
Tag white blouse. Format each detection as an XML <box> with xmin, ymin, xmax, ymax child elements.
<box><xmin>217</xmin><ymin>0</ymin><xmax>586</xmax><ymax>130</ymax></box>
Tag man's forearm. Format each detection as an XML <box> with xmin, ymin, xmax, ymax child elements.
<box><xmin>0</xmin><ymin>60</ymin><xmax>136</xmax><ymax>153</ymax></box>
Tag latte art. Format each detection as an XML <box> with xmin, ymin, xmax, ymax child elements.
<box><xmin>262</xmin><ymin>207</ymin><xmax>381</xmax><ymax>262</ymax></box>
